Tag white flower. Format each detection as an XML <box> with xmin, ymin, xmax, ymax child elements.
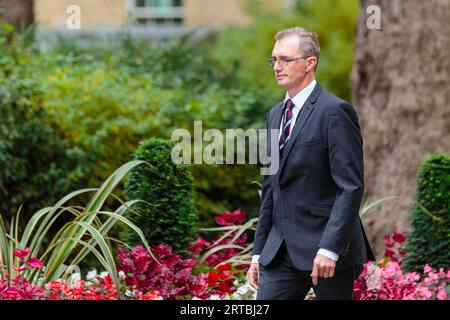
<box><xmin>232</xmin><ymin>282</ymin><xmax>257</xmax><ymax>300</ymax></box>
<box><xmin>100</xmin><ymin>271</ymin><xmax>109</xmax><ymax>278</ymax></box>
<box><xmin>208</xmin><ymin>294</ymin><xmax>222</xmax><ymax>300</ymax></box>
<box><xmin>237</xmin><ymin>284</ymin><xmax>249</xmax><ymax>295</ymax></box>
<box><xmin>86</xmin><ymin>269</ymin><xmax>98</xmax><ymax>281</ymax></box>
<box><xmin>118</xmin><ymin>270</ymin><xmax>126</xmax><ymax>280</ymax></box>
<box><xmin>69</xmin><ymin>272</ymin><xmax>81</xmax><ymax>287</ymax></box>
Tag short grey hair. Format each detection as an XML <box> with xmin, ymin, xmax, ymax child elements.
<box><xmin>275</xmin><ymin>27</ymin><xmax>320</xmax><ymax>70</ymax></box>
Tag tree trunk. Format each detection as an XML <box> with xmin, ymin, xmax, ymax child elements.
<box><xmin>352</xmin><ymin>0</ymin><xmax>450</xmax><ymax>257</ymax></box>
<box><xmin>0</xmin><ymin>0</ymin><xmax>34</xmax><ymax>28</ymax></box>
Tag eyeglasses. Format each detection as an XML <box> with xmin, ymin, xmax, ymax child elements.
<box><xmin>268</xmin><ymin>56</ymin><xmax>309</xmax><ymax>67</ymax></box>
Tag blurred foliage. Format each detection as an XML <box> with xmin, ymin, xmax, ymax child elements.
<box><xmin>0</xmin><ymin>24</ymin><xmax>91</xmax><ymax>222</ymax></box>
<box><xmin>211</xmin><ymin>0</ymin><xmax>359</xmax><ymax>104</ymax></box>
<box><xmin>37</xmin><ymin>38</ymin><xmax>262</xmax><ymax>225</ymax></box>
<box><xmin>0</xmin><ymin>0</ymin><xmax>358</xmax><ymax>232</ymax></box>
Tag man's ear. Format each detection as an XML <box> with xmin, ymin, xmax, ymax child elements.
<box><xmin>307</xmin><ymin>57</ymin><xmax>317</xmax><ymax>72</ymax></box>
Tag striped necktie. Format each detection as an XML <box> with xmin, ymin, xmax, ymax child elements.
<box><xmin>279</xmin><ymin>99</ymin><xmax>295</xmax><ymax>158</ymax></box>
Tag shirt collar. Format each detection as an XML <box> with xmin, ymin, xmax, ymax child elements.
<box><xmin>284</xmin><ymin>80</ymin><xmax>317</xmax><ymax>109</ymax></box>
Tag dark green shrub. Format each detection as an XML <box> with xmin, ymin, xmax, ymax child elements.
<box><xmin>121</xmin><ymin>138</ymin><xmax>198</xmax><ymax>255</ymax></box>
<box><xmin>403</xmin><ymin>154</ymin><xmax>450</xmax><ymax>272</ymax></box>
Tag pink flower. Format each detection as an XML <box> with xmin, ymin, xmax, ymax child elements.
<box><xmin>26</xmin><ymin>258</ymin><xmax>44</xmax><ymax>269</ymax></box>
<box><xmin>424</xmin><ymin>265</ymin><xmax>433</xmax><ymax>274</ymax></box>
<box><xmin>382</xmin><ymin>261</ymin><xmax>402</xmax><ymax>278</ymax></box>
<box><xmin>437</xmin><ymin>288</ymin><xmax>447</xmax><ymax>300</ymax></box>
<box><xmin>392</xmin><ymin>231</ymin><xmax>406</xmax><ymax>243</ymax></box>
<box><xmin>13</xmin><ymin>248</ymin><xmax>30</xmax><ymax>258</ymax></box>
<box><xmin>383</xmin><ymin>231</ymin><xmax>408</xmax><ymax>264</ymax></box>
<box><xmin>215</xmin><ymin>209</ymin><xmax>246</xmax><ymax>226</ymax></box>
<box><xmin>13</xmin><ymin>266</ymin><xmax>28</xmax><ymax>272</ymax></box>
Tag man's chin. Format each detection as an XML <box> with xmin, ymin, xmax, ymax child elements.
<box><xmin>276</xmin><ymin>79</ymin><xmax>289</xmax><ymax>89</ymax></box>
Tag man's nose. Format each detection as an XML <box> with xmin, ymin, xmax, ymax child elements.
<box><xmin>274</xmin><ymin>62</ymin><xmax>282</xmax><ymax>72</ymax></box>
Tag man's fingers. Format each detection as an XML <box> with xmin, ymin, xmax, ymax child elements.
<box><xmin>329</xmin><ymin>266</ymin><xmax>335</xmax><ymax>278</ymax></box>
<box><xmin>322</xmin><ymin>264</ymin><xmax>336</xmax><ymax>278</ymax></box>
<box><xmin>318</xmin><ymin>264</ymin><xmax>325</xmax><ymax>277</ymax></box>
<box><xmin>323</xmin><ymin>265</ymin><xmax>331</xmax><ymax>278</ymax></box>
<box><xmin>251</xmin><ymin>272</ymin><xmax>258</xmax><ymax>289</ymax></box>
<box><xmin>247</xmin><ymin>265</ymin><xmax>259</xmax><ymax>290</ymax></box>
<box><xmin>247</xmin><ymin>271</ymin><xmax>255</xmax><ymax>288</ymax></box>
<box><xmin>311</xmin><ymin>256</ymin><xmax>336</xmax><ymax>285</ymax></box>
<box><xmin>310</xmin><ymin>264</ymin><xmax>319</xmax><ymax>286</ymax></box>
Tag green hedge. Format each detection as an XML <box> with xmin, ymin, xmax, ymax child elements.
<box><xmin>403</xmin><ymin>154</ymin><xmax>450</xmax><ymax>272</ymax></box>
<box><xmin>0</xmin><ymin>25</ymin><xmax>90</xmax><ymax>221</ymax></box>
<box><xmin>121</xmin><ymin>138</ymin><xmax>198</xmax><ymax>254</ymax></box>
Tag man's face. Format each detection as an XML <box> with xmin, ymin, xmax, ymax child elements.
<box><xmin>271</xmin><ymin>35</ymin><xmax>309</xmax><ymax>90</ymax></box>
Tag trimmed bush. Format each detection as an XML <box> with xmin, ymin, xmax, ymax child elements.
<box><xmin>121</xmin><ymin>138</ymin><xmax>198</xmax><ymax>255</ymax></box>
<box><xmin>403</xmin><ymin>154</ymin><xmax>450</xmax><ymax>272</ymax></box>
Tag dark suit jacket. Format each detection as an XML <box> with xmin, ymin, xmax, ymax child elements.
<box><xmin>253</xmin><ymin>83</ymin><xmax>375</xmax><ymax>270</ymax></box>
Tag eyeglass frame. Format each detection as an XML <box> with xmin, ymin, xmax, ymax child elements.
<box><xmin>268</xmin><ymin>56</ymin><xmax>311</xmax><ymax>68</ymax></box>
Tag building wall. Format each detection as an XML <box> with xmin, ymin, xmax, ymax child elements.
<box><xmin>34</xmin><ymin>0</ymin><xmax>126</xmax><ymax>28</ymax></box>
<box><xmin>34</xmin><ymin>0</ymin><xmax>286</xmax><ymax>28</ymax></box>
<box><xmin>184</xmin><ymin>0</ymin><xmax>250</xmax><ymax>27</ymax></box>
<box><xmin>183</xmin><ymin>0</ymin><xmax>286</xmax><ymax>27</ymax></box>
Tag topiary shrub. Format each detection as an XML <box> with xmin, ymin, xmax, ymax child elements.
<box><xmin>403</xmin><ymin>154</ymin><xmax>450</xmax><ymax>272</ymax></box>
<box><xmin>121</xmin><ymin>138</ymin><xmax>198</xmax><ymax>255</ymax></box>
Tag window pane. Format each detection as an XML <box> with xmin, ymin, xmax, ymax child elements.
<box><xmin>136</xmin><ymin>0</ymin><xmax>146</xmax><ymax>7</ymax></box>
<box><xmin>173</xmin><ymin>0</ymin><xmax>183</xmax><ymax>7</ymax></box>
<box><xmin>137</xmin><ymin>18</ymin><xmax>148</xmax><ymax>25</ymax></box>
<box><xmin>152</xmin><ymin>0</ymin><xmax>168</xmax><ymax>7</ymax></box>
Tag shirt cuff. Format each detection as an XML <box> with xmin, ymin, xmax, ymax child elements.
<box><xmin>251</xmin><ymin>255</ymin><xmax>260</xmax><ymax>263</ymax></box>
<box><xmin>317</xmin><ymin>248</ymin><xmax>339</xmax><ymax>261</ymax></box>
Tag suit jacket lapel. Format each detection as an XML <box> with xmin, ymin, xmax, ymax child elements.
<box><xmin>279</xmin><ymin>83</ymin><xmax>323</xmax><ymax>175</ymax></box>
<box><xmin>267</xmin><ymin>101</ymin><xmax>283</xmax><ymax>183</ymax></box>
<box><xmin>270</xmin><ymin>101</ymin><xmax>284</xmax><ymax>132</ymax></box>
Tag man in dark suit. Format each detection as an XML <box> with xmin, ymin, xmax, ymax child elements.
<box><xmin>247</xmin><ymin>27</ymin><xmax>375</xmax><ymax>300</ymax></box>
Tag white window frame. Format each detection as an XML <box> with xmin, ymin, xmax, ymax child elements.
<box><xmin>126</xmin><ymin>0</ymin><xmax>185</xmax><ymax>26</ymax></box>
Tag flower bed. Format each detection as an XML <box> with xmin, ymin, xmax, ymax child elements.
<box><xmin>1</xmin><ymin>210</ymin><xmax>448</xmax><ymax>300</ymax></box>
<box><xmin>354</xmin><ymin>231</ymin><xmax>449</xmax><ymax>300</ymax></box>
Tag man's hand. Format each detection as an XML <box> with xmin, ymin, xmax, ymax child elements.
<box><xmin>247</xmin><ymin>262</ymin><xmax>260</xmax><ymax>290</ymax></box>
<box><xmin>310</xmin><ymin>254</ymin><xmax>336</xmax><ymax>286</ymax></box>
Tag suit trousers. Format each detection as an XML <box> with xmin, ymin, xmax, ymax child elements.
<box><xmin>256</xmin><ymin>241</ymin><xmax>363</xmax><ymax>300</ymax></box>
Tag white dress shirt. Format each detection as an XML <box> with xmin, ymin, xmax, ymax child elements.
<box><xmin>252</xmin><ymin>80</ymin><xmax>339</xmax><ymax>264</ymax></box>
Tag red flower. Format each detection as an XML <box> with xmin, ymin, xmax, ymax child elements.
<box><xmin>13</xmin><ymin>266</ymin><xmax>28</xmax><ymax>272</ymax></box>
<box><xmin>26</xmin><ymin>258</ymin><xmax>44</xmax><ymax>269</ymax></box>
<box><xmin>218</xmin><ymin>280</ymin><xmax>233</xmax><ymax>292</ymax></box>
<box><xmin>217</xmin><ymin>263</ymin><xmax>231</xmax><ymax>273</ymax></box>
<box><xmin>13</xmin><ymin>248</ymin><xmax>30</xmax><ymax>258</ymax></box>
<box><xmin>392</xmin><ymin>231</ymin><xmax>406</xmax><ymax>243</ymax></box>
<box><xmin>215</xmin><ymin>209</ymin><xmax>246</xmax><ymax>226</ymax></box>
<box><xmin>208</xmin><ymin>272</ymin><xmax>219</xmax><ymax>286</ymax></box>
<box><xmin>141</xmin><ymin>290</ymin><xmax>160</xmax><ymax>300</ymax></box>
